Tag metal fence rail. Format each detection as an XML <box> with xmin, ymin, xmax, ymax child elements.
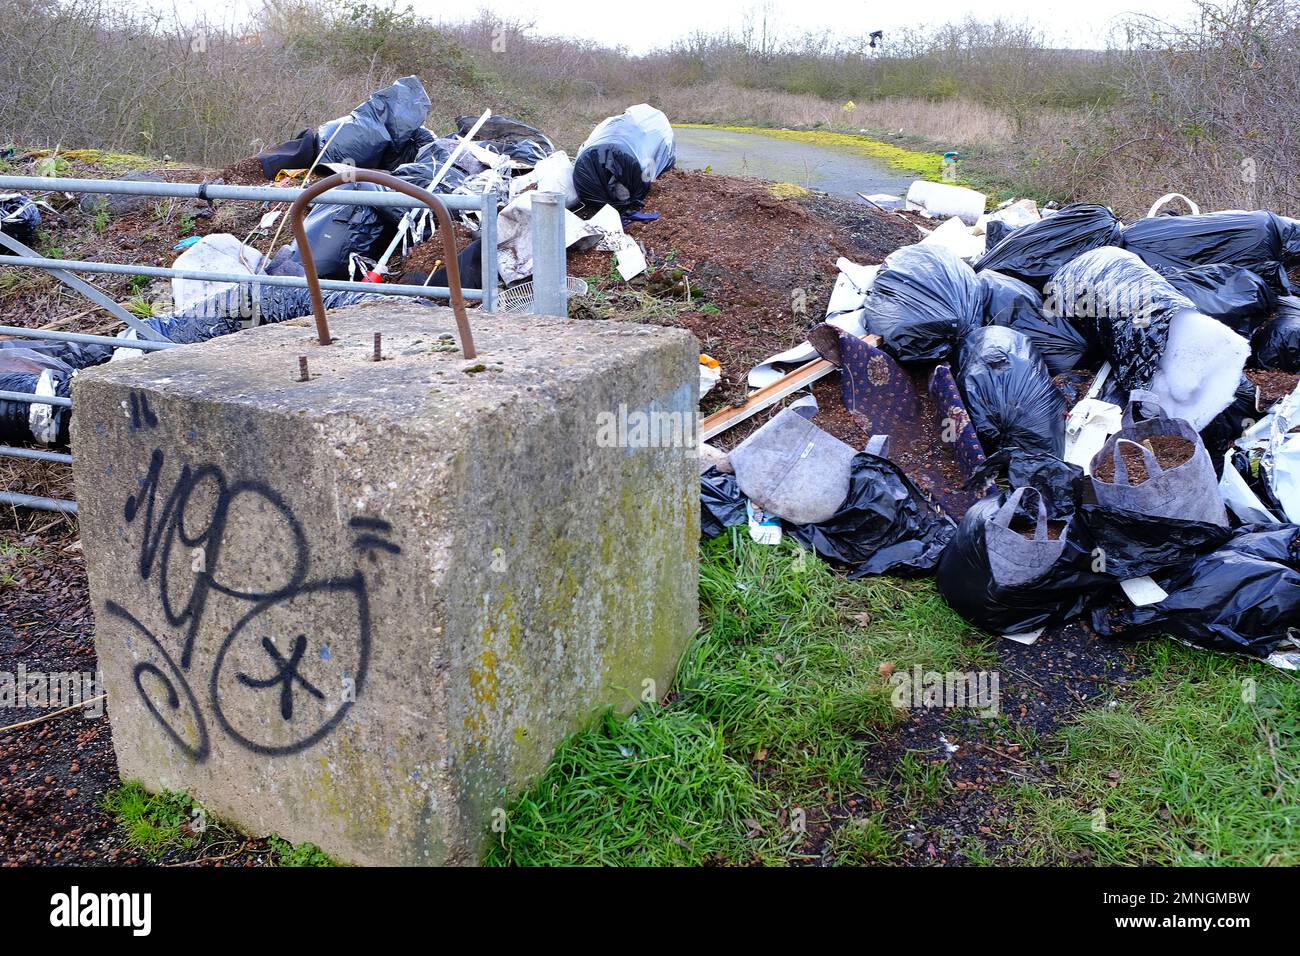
<box><xmin>0</xmin><ymin>171</ymin><xmax>567</xmax><ymax>514</ymax></box>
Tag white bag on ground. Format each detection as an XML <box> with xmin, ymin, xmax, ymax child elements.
<box><xmin>906</xmin><ymin>180</ymin><xmax>986</xmax><ymax>226</ymax></box>
<box><xmin>171</xmin><ymin>234</ymin><xmax>264</xmax><ymax>315</ymax></box>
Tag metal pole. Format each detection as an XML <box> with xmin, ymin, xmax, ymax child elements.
<box><xmin>0</xmin><ymin>324</ymin><xmax>177</xmax><ymax>351</ymax></box>
<box><xmin>0</xmin><ymin>231</ymin><xmax>168</xmax><ymax>342</ymax></box>
<box><xmin>531</xmin><ymin>192</ymin><xmax>567</xmax><ymax>317</ymax></box>
<box><xmin>0</xmin><ymin>175</ymin><xmax>482</xmax><ymax>211</ymax></box>
<box><xmin>0</xmin><ymin>257</ymin><xmax>483</xmax><ymax>302</ymax></box>
<box><xmin>0</xmin><ymin>490</ymin><xmax>77</xmax><ymax>514</ymax></box>
<box><xmin>479</xmin><ymin>189</ymin><xmax>498</xmax><ymax>314</ymax></box>
<box><xmin>0</xmin><ymin>390</ymin><xmax>71</xmax><ymax>407</ymax></box>
<box><xmin>0</xmin><ymin>446</ymin><xmax>72</xmax><ymax>464</ymax></box>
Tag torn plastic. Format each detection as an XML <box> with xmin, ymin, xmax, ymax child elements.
<box><xmin>1236</xmin><ymin>381</ymin><xmax>1300</xmax><ymax>523</ymax></box>
<box><xmin>957</xmin><ymin>325</ymin><xmax>1066</xmax><ymax>459</ymax></box>
<box><xmin>1166</xmin><ymin>264</ymin><xmax>1277</xmax><ymax>336</ymax></box>
<box><xmin>974</xmin><ymin>203</ymin><xmax>1124</xmax><ymax>290</ymax></box>
<box><xmin>316</xmin><ymin>76</ymin><xmax>432</xmax><ymax>171</ymax></box>
<box><xmin>861</xmin><ymin>244</ymin><xmax>982</xmax><ymax>363</ymax></box>
<box><xmin>0</xmin><ymin>368</ymin><xmax>71</xmax><ymax>446</ymax></box>
<box><xmin>937</xmin><ymin>486</ymin><xmax>1108</xmax><ymax>634</ymax></box>
<box><xmin>1090</xmin><ymin>524</ymin><xmax>1300</xmax><ymax>659</ymax></box>
<box><xmin>0</xmin><ymin>339</ymin><xmax>111</xmax><ymax>371</ymax></box>
<box><xmin>783</xmin><ymin>453</ymin><xmax>956</xmax><ymax>577</ymax></box>
<box><xmin>1252</xmin><ymin>295</ymin><xmax>1300</xmax><ymax>372</ymax></box>
<box><xmin>980</xmin><ymin>270</ymin><xmax>1091</xmax><ymax>373</ymax></box>
<box><xmin>572</xmin><ymin>104</ymin><xmax>675</xmax><ymax>213</ymax></box>
<box><xmin>1121</xmin><ymin>210</ymin><xmax>1300</xmax><ymax>292</ymax></box>
<box><xmin>701</xmin><ymin>467</ymin><xmax>748</xmax><ymax>539</ymax></box>
<box><xmin>729</xmin><ymin>407</ymin><xmax>858</xmax><ymax>525</ymax></box>
<box><xmin>0</xmin><ymin>193</ymin><xmax>41</xmax><ymax>243</ymax></box>
<box><xmin>458</xmin><ymin>114</ymin><xmax>555</xmax><ymax>167</ymax></box>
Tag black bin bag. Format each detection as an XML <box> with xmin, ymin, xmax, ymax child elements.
<box><xmin>1166</xmin><ymin>264</ymin><xmax>1277</xmax><ymax>336</ymax></box>
<box><xmin>784</xmin><ymin>453</ymin><xmax>955</xmax><ymax>577</ymax></box>
<box><xmin>938</xmin><ymin>487</ymin><xmax>1108</xmax><ymax>634</ymax></box>
<box><xmin>0</xmin><ymin>193</ymin><xmax>41</xmax><ymax>243</ymax></box>
<box><xmin>979</xmin><ymin>269</ymin><xmax>1092</xmax><ymax>373</ymax></box>
<box><xmin>317</xmin><ymin>76</ymin><xmax>432</xmax><ymax>171</ymax></box>
<box><xmin>1090</xmin><ymin>524</ymin><xmax>1300</xmax><ymax>659</ymax></box>
<box><xmin>1044</xmin><ymin>246</ymin><xmax>1192</xmax><ymax>394</ymax></box>
<box><xmin>1121</xmin><ymin>210</ymin><xmax>1300</xmax><ymax>292</ymax></box>
<box><xmin>573</xmin><ymin>104</ymin><xmax>675</xmax><ymax>213</ymax></box>
<box><xmin>271</xmin><ymin>182</ymin><xmax>392</xmax><ymax>280</ymax></box>
<box><xmin>1252</xmin><ymin>295</ymin><xmax>1300</xmax><ymax>373</ymax></box>
<box><xmin>861</xmin><ymin>244</ymin><xmax>982</xmax><ymax>363</ymax></box>
<box><xmin>974</xmin><ymin>203</ymin><xmax>1124</xmax><ymax>290</ymax></box>
<box><xmin>701</xmin><ymin>468</ymin><xmax>747</xmax><ymax>539</ymax></box>
<box><xmin>957</xmin><ymin>325</ymin><xmax>1066</xmax><ymax>459</ymax></box>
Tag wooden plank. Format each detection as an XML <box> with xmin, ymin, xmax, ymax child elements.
<box><xmin>701</xmin><ymin>358</ymin><xmax>833</xmax><ymax>442</ymax></box>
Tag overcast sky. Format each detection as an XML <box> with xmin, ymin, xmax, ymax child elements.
<box><xmin>141</xmin><ymin>0</ymin><xmax>1205</xmax><ymax>53</ymax></box>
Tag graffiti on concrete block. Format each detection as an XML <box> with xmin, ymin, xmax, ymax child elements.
<box><xmin>109</xmin><ymin>395</ymin><xmax>399</xmax><ymax>761</ymax></box>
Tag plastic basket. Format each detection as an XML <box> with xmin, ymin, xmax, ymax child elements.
<box><xmin>498</xmin><ymin>277</ymin><xmax>589</xmax><ymax>314</ymax></box>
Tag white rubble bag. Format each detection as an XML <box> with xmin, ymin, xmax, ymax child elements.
<box><xmin>906</xmin><ymin>180</ymin><xmax>987</xmax><ymax>226</ymax></box>
<box><xmin>171</xmin><ymin>234</ymin><xmax>264</xmax><ymax>315</ymax></box>
<box><xmin>1146</xmin><ymin>308</ymin><xmax>1251</xmax><ymax>431</ymax></box>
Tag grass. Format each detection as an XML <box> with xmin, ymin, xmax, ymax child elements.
<box><xmin>487</xmin><ymin>531</ymin><xmax>1300</xmax><ymax>867</ymax></box>
<box><xmin>102</xmin><ymin>781</ymin><xmax>338</xmax><ymax>865</ymax></box>
<box><xmin>486</xmin><ymin>531</ymin><xmax>990</xmax><ymax>866</ymax></box>
<box><xmin>0</xmin><ymin>540</ymin><xmax>44</xmax><ymax>587</ymax></box>
<box><xmin>1008</xmin><ymin>641</ymin><xmax>1300</xmax><ymax>866</ymax></box>
<box><xmin>100</xmin><ymin>782</ymin><xmax>201</xmax><ymax>859</ymax></box>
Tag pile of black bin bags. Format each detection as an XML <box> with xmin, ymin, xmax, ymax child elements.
<box><xmin>703</xmin><ymin>203</ymin><xmax>1300</xmax><ymax>662</ymax></box>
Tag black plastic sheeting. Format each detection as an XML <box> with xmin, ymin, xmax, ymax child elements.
<box><xmin>0</xmin><ymin>193</ymin><xmax>41</xmax><ymax>243</ymax></box>
<box><xmin>937</xmin><ymin>486</ymin><xmax>1108</xmax><ymax>634</ymax></box>
<box><xmin>957</xmin><ymin>326</ymin><xmax>1066</xmax><ymax>459</ymax></box>
<box><xmin>0</xmin><ymin>370</ymin><xmax>70</xmax><ymax>445</ymax></box>
<box><xmin>974</xmin><ymin>203</ymin><xmax>1124</xmax><ymax>290</ymax></box>
<box><xmin>1252</xmin><ymin>295</ymin><xmax>1300</xmax><ymax>373</ymax></box>
<box><xmin>862</xmin><ymin>244</ymin><xmax>982</xmax><ymax>363</ymax></box>
<box><xmin>458</xmin><ymin>115</ymin><xmax>555</xmax><ymax>166</ymax></box>
<box><xmin>573</xmin><ymin>105</ymin><xmax>676</xmax><ymax>214</ymax></box>
<box><xmin>138</xmin><ymin>282</ymin><xmax>416</xmax><ymax>344</ymax></box>
<box><xmin>257</xmin><ymin>128</ymin><xmax>317</xmax><ymax>180</ymax></box>
<box><xmin>1199</xmin><ymin>376</ymin><xmax>1260</xmax><ymax>480</ymax></box>
<box><xmin>980</xmin><ymin>269</ymin><xmax>1092</xmax><ymax>373</ymax></box>
<box><xmin>701</xmin><ymin>468</ymin><xmax>748</xmax><ymax>539</ymax></box>
<box><xmin>0</xmin><ymin>338</ymin><xmax>111</xmax><ymax>370</ymax></box>
<box><xmin>783</xmin><ymin>453</ymin><xmax>956</xmax><ymax>577</ymax></box>
<box><xmin>269</xmin><ymin>181</ymin><xmax>393</xmax><ymax>280</ymax></box>
<box><xmin>1079</xmin><ymin>500</ymin><xmax>1231</xmax><ymax>580</ymax></box>
<box><xmin>1045</xmin><ymin>247</ymin><xmax>1192</xmax><ymax>394</ymax></box>
<box><xmin>1166</xmin><ymin>264</ymin><xmax>1277</xmax><ymax>337</ymax></box>
<box><xmin>1121</xmin><ymin>210</ymin><xmax>1300</xmax><ymax>293</ymax></box>
<box><xmin>317</xmin><ymin>76</ymin><xmax>432</xmax><ymax>171</ymax></box>
<box><xmin>1090</xmin><ymin>523</ymin><xmax>1300</xmax><ymax>658</ymax></box>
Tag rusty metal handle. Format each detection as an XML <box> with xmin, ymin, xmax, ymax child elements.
<box><xmin>287</xmin><ymin>169</ymin><xmax>477</xmax><ymax>358</ymax></box>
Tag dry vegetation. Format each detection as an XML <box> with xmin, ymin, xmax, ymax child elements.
<box><xmin>0</xmin><ymin>0</ymin><xmax>1297</xmax><ymax>218</ymax></box>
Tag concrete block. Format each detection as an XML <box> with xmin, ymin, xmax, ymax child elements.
<box><xmin>71</xmin><ymin>301</ymin><xmax>700</xmax><ymax>865</ymax></box>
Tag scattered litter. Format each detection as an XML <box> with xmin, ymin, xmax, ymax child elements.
<box><xmin>746</xmin><ymin>500</ymin><xmax>783</xmax><ymax>545</ymax></box>
<box><xmin>171</xmin><ymin>233</ymin><xmax>264</xmax><ymax>313</ymax></box>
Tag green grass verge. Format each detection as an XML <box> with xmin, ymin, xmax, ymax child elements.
<box><xmin>1008</xmin><ymin>641</ymin><xmax>1300</xmax><ymax>866</ymax></box>
<box><xmin>101</xmin><ymin>781</ymin><xmax>337</xmax><ymax>865</ymax></box>
<box><xmin>674</xmin><ymin>123</ymin><xmax>948</xmax><ymax>182</ymax></box>
<box><xmin>486</xmin><ymin>532</ymin><xmax>989</xmax><ymax>866</ymax></box>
